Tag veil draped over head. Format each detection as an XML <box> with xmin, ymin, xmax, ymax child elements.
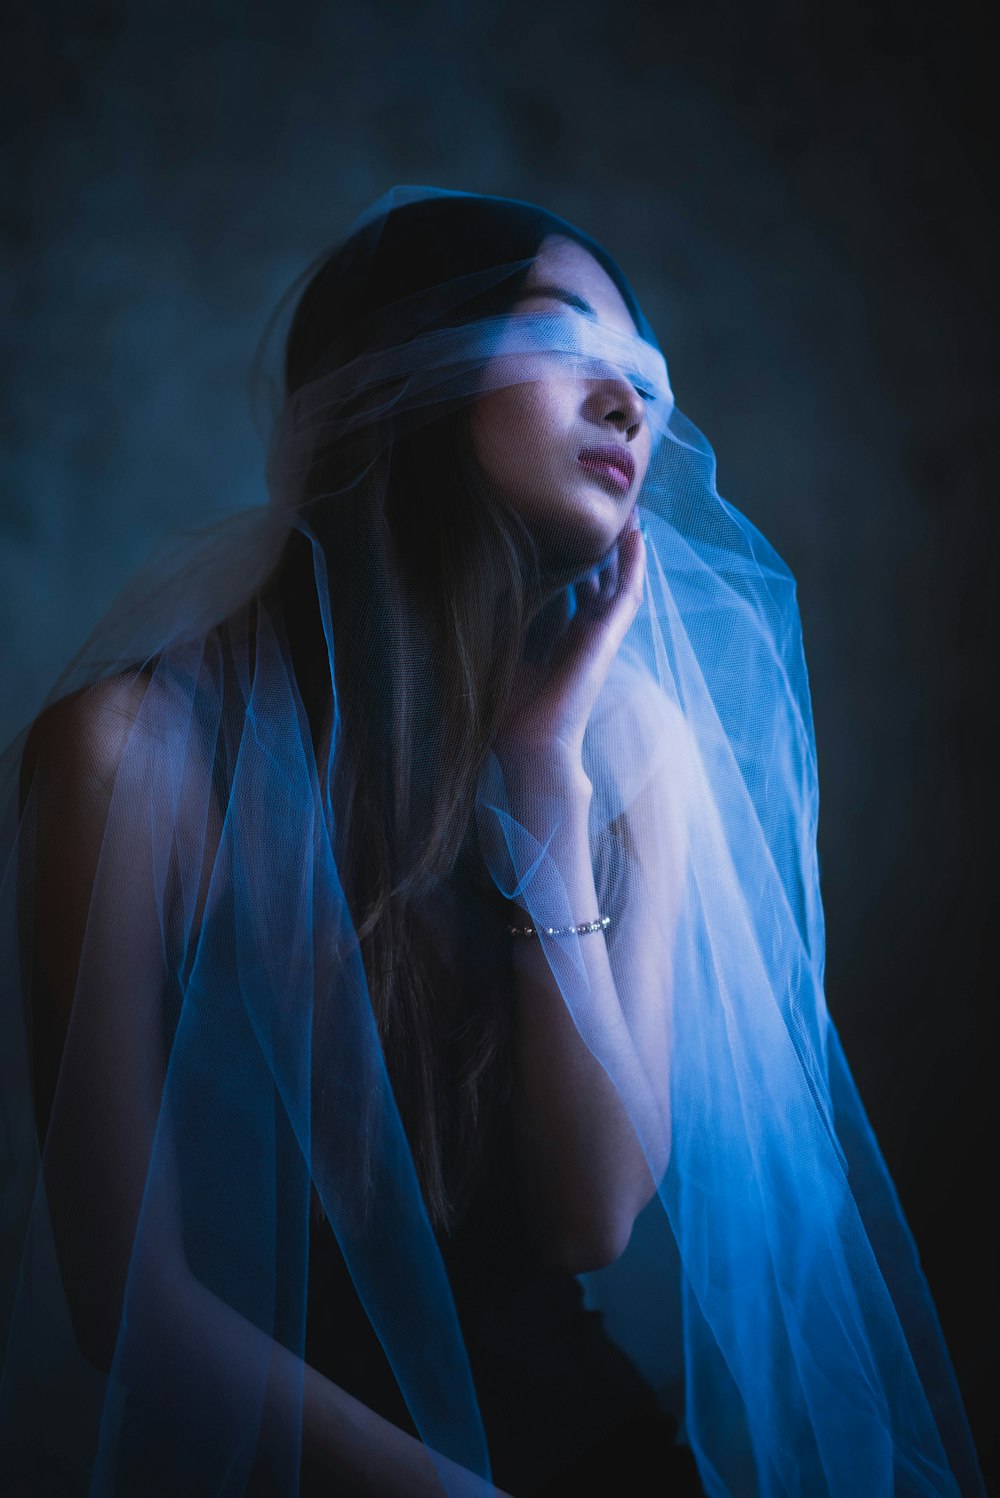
<box><xmin>0</xmin><ymin>186</ymin><xmax>984</xmax><ymax>1497</ymax></box>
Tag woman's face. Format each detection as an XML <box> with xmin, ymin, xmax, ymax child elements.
<box><xmin>469</xmin><ymin>235</ymin><xmax>654</xmax><ymax>566</ymax></box>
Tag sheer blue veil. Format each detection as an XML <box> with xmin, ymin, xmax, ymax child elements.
<box><xmin>0</xmin><ymin>185</ymin><xmax>984</xmax><ymax>1495</ymax></box>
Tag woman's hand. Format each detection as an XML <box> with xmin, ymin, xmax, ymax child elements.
<box><xmin>495</xmin><ymin>512</ymin><xmax>646</xmax><ymax>776</ymax></box>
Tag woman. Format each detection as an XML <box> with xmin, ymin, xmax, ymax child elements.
<box><xmin>0</xmin><ymin>186</ymin><xmax>983</xmax><ymax>1496</ymax></box>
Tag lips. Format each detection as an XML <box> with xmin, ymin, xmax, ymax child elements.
<box><xmin>577</xmin><ymin>443</ymin><xmax>636</xmax><ymax>493</ymax></box>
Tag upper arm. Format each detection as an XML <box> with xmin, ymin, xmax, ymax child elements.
<box><xmin>20</xmin><ymin>668</ymin><xmax>221</xmax><ymax>1369</ymax></box>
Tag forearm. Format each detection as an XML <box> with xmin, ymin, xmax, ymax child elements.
<box><xmin>506</xmin><ymin>768</ymin><xmax>668</xmax><ymax>1270</ymax></box>
<box><xmin>130</xmin><ymin>1262</ymin><xmax>509</xmax><ymax>1497</ymax></box>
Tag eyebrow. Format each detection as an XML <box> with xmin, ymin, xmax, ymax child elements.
<box><xmin>513</xmin><ymin>284</ymin><xmax>598</xmax><ymax>319</ymax></box>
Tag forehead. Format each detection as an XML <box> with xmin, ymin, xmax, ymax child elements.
<box><xmin>522</xmin><ymin>235</ymin><xmax>637</xmax><ymax>334</ymax></box>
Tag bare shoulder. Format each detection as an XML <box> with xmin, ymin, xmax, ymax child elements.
<box><xmin>22</xmin><ymin>660</ymin><xmax>211</xmax><ymax>808</ymax></box>
<box><xmin>21</xmin><ymin>661</ymin><xmax>225</xmax><ymax>945</ymax></box>
<box><xmin>22</xmin><ymin>660</ymin><xmax>225</xmax><ymax>1037</ymax></box>
<box><xmin>624</xmin><ymin>661</ymin><xmax>693</xmax><ymax>753</ymax></box>
<box><xmin>587</xmin><ymin>649</ymin><xmax>699</xmax><ymax>807</ymax></box>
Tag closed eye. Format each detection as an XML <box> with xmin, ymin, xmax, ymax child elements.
<box><xmin>514</xmin><ymin>288</ymin><xmax>659</xmax><ymax>402</ymax></box>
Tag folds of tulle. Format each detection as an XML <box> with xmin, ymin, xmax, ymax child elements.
<box><xmin>0</xmin><ymin>464</ymin><xmax>982</xmax><ymax>1498</ymax></box>
<box><xmin>0</xmin><ymin>622</ymin><xmax>491</xmax><ymax>1496</ymax></box>
<box><xmin>0</xmin><ymin>182</ymin><xmax>984</xmax><ymax>1497</ymax></box>
<box><xmin>472</xmin><ymin>487</ymin><xmax>979</xmax><ymax>1496</ymax></box>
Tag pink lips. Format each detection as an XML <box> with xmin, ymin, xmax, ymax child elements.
<box><xmin>577</xmin><ymin>444</ymin><xmax>635</xmax><ymax>494</ymax></box>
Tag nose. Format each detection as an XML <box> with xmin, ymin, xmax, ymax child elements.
<box><xmin>585</xmin><ymin>369</ymin><xmax>646</xmax><ymax>442</ymax></box>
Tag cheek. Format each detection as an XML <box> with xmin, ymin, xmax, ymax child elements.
<box><xmin>636</xmin><ymin>438</ymin><xmax>653</xmax><ymax>487</ymax></box>
<box><xmin>470</xmin><ymin>383</ymin><xmax>561</xmax><ymax>483</ymax></box>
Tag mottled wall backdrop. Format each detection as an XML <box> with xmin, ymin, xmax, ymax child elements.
<box><xmin>2</xmin><ymin>0</ymin><xmax>994</xmax><ymax>1482</ymax></box>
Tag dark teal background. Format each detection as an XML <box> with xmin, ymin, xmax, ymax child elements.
<box><xmin>2</xmin><ymin>0</ymin><xmax>994</xmax><ymax>1483</ymax></box>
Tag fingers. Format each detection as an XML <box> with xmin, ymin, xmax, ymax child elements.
<box><xmin>503</xmin><ymin>525</ymin><xmax>648</xmax><ymax>758</ymax></box>
<box><xmin>577</xmin><ymin>525</ymin><xmax>641</xmax><ymax>621</ymax></box>
<box><xmin>588</xmin><ymin>525</ymin><xmax>645</xmax><ymax>622</ymax></box>
<box><xmin>553</xmin><ymin>526</ymin><xmax>646</xmax><ymax>699</ymax></box>
<box><xmin>601</xmin><ymin>524</ymin><xmax>646</xmax><ymax>634</ymax></box>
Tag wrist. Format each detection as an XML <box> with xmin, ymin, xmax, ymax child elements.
<box><xmin>493</xmin><ymin>741</ymin><xmax>593</xmax><ymax>805</ymax></box>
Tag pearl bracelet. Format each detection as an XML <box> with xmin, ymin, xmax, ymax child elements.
<box><xmin>506</xmin><ymin>914</ymin><xmax>611</xmax><ymax>939</ymax></box>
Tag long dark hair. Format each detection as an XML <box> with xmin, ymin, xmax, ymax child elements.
<box><xmin>261</xmin><ymin>194</ymin><xmax>643</xmax><ymax>1237</ymax></box>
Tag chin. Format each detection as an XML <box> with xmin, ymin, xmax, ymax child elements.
<box><xmin>529</xmin><ymin>489</ymin><xmax>619</xmax><ymax>568</ymax></box>
<box><xmin>536</xmin><ymin>524</ymin><xmax>611</xmax><ymax>579</ymax></box>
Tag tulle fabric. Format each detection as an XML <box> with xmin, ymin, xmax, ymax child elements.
<box><xmin>0</xmin><ymin>185</ymin><xmax>984</xmax><ymax>1496</ymax></box>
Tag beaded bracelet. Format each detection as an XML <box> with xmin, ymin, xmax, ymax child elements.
<box><xmin>507</xmin><ymin>914</ymin><xmax>611</xmax><ymax>939</ymax></box>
